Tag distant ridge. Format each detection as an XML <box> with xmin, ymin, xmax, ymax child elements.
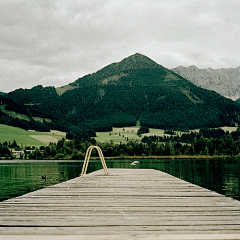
<box><xmin>3</xmin><ymin>53</ymin><xmax>240</xmax><ymax>133</ymax></box>
<box><xmin>171</xmin><ymin>65</ymin><xmax>240</xmax><ymax>101</ymax></box>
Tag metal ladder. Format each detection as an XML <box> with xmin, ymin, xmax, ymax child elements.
<box><xmin>81</xmin><ymin>146</ymin><xmax>108</xmax><ymax>176</ymax></box>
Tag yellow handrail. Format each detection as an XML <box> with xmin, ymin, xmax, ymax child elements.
<box><xmin>81</xmin><ymin>146</ymin><xmax>108</xmax><ymax>176</ymax></box>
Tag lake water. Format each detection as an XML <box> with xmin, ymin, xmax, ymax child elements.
<box><xmin>0</xmin><ymin>158</ymin><xmax>240</xmax><ymax>202</ymax></box>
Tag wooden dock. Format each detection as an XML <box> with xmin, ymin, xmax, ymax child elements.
<box><xmin>1</xmin><ymin>168</ymin><xmax>240</xmax><ymax>239</ymax></box>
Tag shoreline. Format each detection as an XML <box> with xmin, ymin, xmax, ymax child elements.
<box><xmin>89</xmin><ymin>155</ymin><xmax>238</xmax><ymax>160</ymax></box>
<box><xmin>1</xmin><ymin>155</ymin><xmax>239</xmax><ymax>161</ymax></box>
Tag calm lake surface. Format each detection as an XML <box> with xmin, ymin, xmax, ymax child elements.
<box><xmin>0</xmin><ymin>158</ymin><xmax>240</xmax><ymax>202</ymax></box>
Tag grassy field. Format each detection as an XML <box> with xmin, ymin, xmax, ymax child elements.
<box><xmin>220</xmin><ymin>126</ymin><xmax>237</xmax><ymax>133</ymax></box>
<box><xmin>56</xmin><ymin>84</ymin><xmax>78</xmax><ymax>96</ymax></box>
<box><xmin>95</xmin><ymin>126</ymin><xmax>238</xmax><ymax>143</ymax></box>
<box><xmin>1</xmin><ymin>123</ymin><xmax>237</xmax><ymax>147</ymax></box>
<box><xmin>95</xmin><ymin>126</ymin><xmax>188</xmax><ymax>143</ymax></box>
<box><xmin>95</xmin><ymin>127</ymin><xmax>141</xmax><ymax>143</ymax></box>
<box><xmin>0</xmin><ymin>124</ymin><xmax>66</xmax><ymax>147</ymax></box>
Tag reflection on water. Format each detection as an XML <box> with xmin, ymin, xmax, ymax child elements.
<box><xmin>0</xmin><ymin>158</ymin><xmax>240</xmax><ymax>202</ymax></box>
<box><xmin>0</xmin><ymin>160</ymin><xmax>82</xmax><ymax>202</ymax></box>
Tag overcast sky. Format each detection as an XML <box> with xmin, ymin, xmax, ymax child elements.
<box><xmin>1</xmin><ymin>0</ymin><xmax>240</xmax><ymax>92</ymax></box>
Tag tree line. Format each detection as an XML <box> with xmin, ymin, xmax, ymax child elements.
<box><xmin>0</xmin><ymin>109</ymin><xmax>51</xmax><ymax>132</ymax></box>
<box><xmin>0</xmin><ymin>142</ymin><xmax>11</xmax><ymax>158</ymax></box>
<box><xmin>2</xmin><ymin>127</ymin><xmax>240</xmax><ymax>160</ymax></box>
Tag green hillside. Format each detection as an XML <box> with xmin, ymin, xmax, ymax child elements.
<box><xmin>0</xmin><ymin>124</ymin><xmax>66</xmax><ymax>147</ymax></box>
<box><xmin>3</xmin><ymin>53</ymin><xmax>240</xmax><ymax>135</ymax></box>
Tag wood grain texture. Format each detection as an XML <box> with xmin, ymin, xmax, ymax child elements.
<box><xmin>1</xmin><ymin>168</ymin><xmax>240</xmax><ymax>238</ymax></box>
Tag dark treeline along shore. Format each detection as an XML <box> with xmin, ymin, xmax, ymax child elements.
<box><xmin>1</xmin><ymin>127</ymin><xmax>240</xmax><ymax>160</ymax></box>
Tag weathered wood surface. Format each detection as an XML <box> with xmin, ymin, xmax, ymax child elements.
<box><xmin>1</xmin><ymin>168</ymin><xmax>240</xmax><ymax>238</ymax></box>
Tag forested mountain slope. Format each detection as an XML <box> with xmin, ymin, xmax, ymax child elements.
<box><xmin>4</xmin><ymin>53</ymin><xmax>240</xmax><ymax>133</ymax></box>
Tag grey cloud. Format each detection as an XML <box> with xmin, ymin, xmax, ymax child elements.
<box><xmin>0</xmin><ymin>0</ymin><xmax>240</xmax><ymax>92</ymax></box>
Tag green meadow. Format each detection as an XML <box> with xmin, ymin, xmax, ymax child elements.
<box><xmin>95</xmin><ymin>127</ymin><xmax>141</xmax><ymax>143</ymax></box>
<box><xmin>0</xmin><ymin>124</ymin><xmax>66</xmax><ymax>147</ymax></box>
<box><xmin>95</xmin><ymin>126</ymin><xmax>182</xmax><ymax>143</ymax></box>
<box><xmin>95</xmin><ymin>126</ymin><xmax>237</xmax><ymax>144</ymax></box>
<box><xmin>1</xmin><ymin>125</ymin><xmax>176</xmax><ymax>146</ymax></box>
<box><xmin>0</xmin><ymin>123</ymin><xmax>237</xmax><ymax>147</ymax></box>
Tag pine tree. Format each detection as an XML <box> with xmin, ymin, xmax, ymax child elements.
<box><xmin>203</xmin><ymin>146</ymin><xmax>209</xmax><ymax>155</ymax></box>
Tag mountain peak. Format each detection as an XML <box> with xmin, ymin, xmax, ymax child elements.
<box><xmin>118</xmin><ymin>53</ymin><xmax>161</xmax><ymax>70</ymax></box>
<box><xmin>189</xmin><ymin>65</ymin><xmax>199</xmax><ymax>70</ymax></box>
<box><xmin>126</xmin><ymin>53</ymin><xmax>148</xmax><ymax>60</ymax></box>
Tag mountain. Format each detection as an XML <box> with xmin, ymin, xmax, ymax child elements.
<box><xmin>171</xmin><ymin>66</ymin><xmax>240</xmax><ymax>101</ymax></box>
<box><xmin>3</xmin><ymin>53</ymin><xmax>240</xmax><ymax>134</ymax></box>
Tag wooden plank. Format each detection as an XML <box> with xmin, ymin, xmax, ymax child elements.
<box><xmin>1</xmin><ymin>226</ymin><xmax>240</xmax><ymax>235</ymax></box>
<box><xmin>0</xmin><ymin>168</ymin><xmax>240</xmax><ymax>238</ymax></box>
<box><xmin>1</xmin><ymin>212</ymin><xmax>240</xmax><ymax>218</ymax></box>
<box><xmin>1</xmin><ymin>216</ymin><xmax>240</xmax><ymax>225</ymax></box>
